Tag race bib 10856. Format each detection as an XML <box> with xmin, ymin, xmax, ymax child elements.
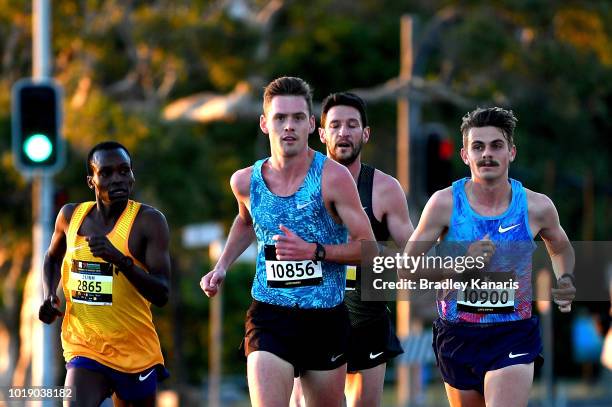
<box><xmin>264</xmin><ymin>244</ymin><xmax>322</xmax><ymax>288</ymax></box>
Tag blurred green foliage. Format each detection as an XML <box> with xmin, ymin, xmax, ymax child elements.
<box><xmin>0</xmin><ymin>0</ymin><xmax>610</xmax><ymax>385</ymax></box>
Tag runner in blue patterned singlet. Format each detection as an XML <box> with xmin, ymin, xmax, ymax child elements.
<box><xmin>402</xmin><ymin>107</ymin><xmax>576</xmax><ymax>407</ymax></box>
<box><xmin>200</xmin><ymin>77</ymin><xmax>374</xmax><ymax>407</ymax></box>
<box><xmin>250</xmin><ymin>151</ymin><xmax>348</xmax><ymax>308</ymax></box>
<box><xmin>440</xmin><ymin>177</ymin><xmax>535</xmax><ymax>324</ymax></box>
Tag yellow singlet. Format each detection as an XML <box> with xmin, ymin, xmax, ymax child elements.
<box><xmin>61</xmin><ymin>200</ymin><xmax>164</xmax><ymax>373</ymax></box>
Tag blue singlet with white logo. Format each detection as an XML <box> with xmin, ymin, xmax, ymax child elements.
<box><xmin>441</xmin><ymin>177</ymin><xmax>536</xmax><ymax>323</ymax></box>
<box><xmin>250</xmin><ymin>151</ymin><xmax>348</xmax><ymax>308</ymax></box>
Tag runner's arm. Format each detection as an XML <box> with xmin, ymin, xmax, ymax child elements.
<box><xmin>400</xmin><ymin>189</ymin><xmax>451</xmax><ymax>279</ymax></box>
<box><xmin>531</xmin><ymin>192</ymin><xmax>575</xmax><ymax>311</ymax></box>
<box><xmin>201</xmin><ymin>168</ymin><xmax>255</xmax><ymax>297</ymax></box>
<box><xmin>532</xmin><ymin>193</ymin><xmax>575</xmax><ymax>279</ymax></box>
<box><xmin>40</xmin><ymin>204</ymin><xmax>74</xmax><ymax>323</ymax></box>
<box><xmin>214</xmin><ymin>212</ymin><xmax>256</xmax><ymax>271</ymax></box>
<box><xmin>43</xmin><ymin>205</ymin><xmax>71</xmax><ymax>299</ymax></box>
<box><xmin>214</xmin><ymin>168</ymin><xmax>255</xmax><ymax>271</ymax></box>
<box><xmin>380</xmin><ymin>175</ymin><xmax>414</xmax><ymax>248</ymax></box>
<box><xmin>116</xmin><ymin>208</ymin><xmax>171</xmax><ymax>307</ymax></box>
<box><xmin>323</xmin><ymin>162</ymin><xmax>375</xmax><ymax>264</ymax></box>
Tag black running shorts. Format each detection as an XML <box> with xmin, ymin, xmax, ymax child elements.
<box><xmin>346</xmin><ymin>314</ymin><xmax>404</xmax><ymax>373</ymax></box>
<box><xmin>243</xmin><ymin>300</ymin><xmax>350</xmax><ymax>377</ymax></box>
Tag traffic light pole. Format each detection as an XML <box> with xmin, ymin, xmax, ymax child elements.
<box><xmin>31</xmin><ymin>0</ymin><xmax>56</xmax><ymax>398</ymax></box>
<box><xmin>396</xmin><ymin>15</ymin><xmax>424</xmax><ymax>407</ymax></box>
<box><xmin>31</xmin><ymin>172</ymin><xmax>55</xmax><ymax>390</ymax></box>
<box><xmin>33</xmin><ymin>0</ymin><xmax>50</xmax><ymax>81</ymax></box>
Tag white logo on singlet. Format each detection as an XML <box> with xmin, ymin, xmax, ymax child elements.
<box><xmin>297</xmin><ymin>201</ymin><xmax>315</xmax><ymax>209</ymax></box>
<box><xmin>498</xmin><ymin>224</ymin><xmax>520</xmax><ymax>233</ymax></box>
<box><xmin>508</xmin><ymin>352</ymin><xmax>529</xmax><ymax>359</ymax></box>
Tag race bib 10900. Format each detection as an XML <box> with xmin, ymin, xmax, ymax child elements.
<box><xmin>456</xmin><ymin>271</ymin><xmax>516</xmax><ymax>314</ymax></box>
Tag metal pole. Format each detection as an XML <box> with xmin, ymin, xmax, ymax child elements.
<box><xmin>208</xmin><ymin>242</ymin><xmax>223</xmax><ymax>407</ymax></box>
<box><xmin>536</xmin><ymin>269</ymin><xmax>553</xmax><ymax>407</ymax></box>
<box><xmin>41</xmin><ymin>174</ymin><xmax>54</xmax><ymax>389</ymax></box>
<box><xmin>396</xmin><ymin>15</ymin><xmax>412</xmax><ymax>193</ymax></box>
<box><xmin>208</xmin><ymin>294</ymin><xmax>222</xmax><ymax>407</ymax></box>
<box><xmin>32</xmin><ymin>0</ymin><xmax>56</xmax><ymax>396</ymax></box>
<box><xmin>396</xmin><ymin>14</ymin><xmax>423</xmax><ymax>407</ymax></box>
<box><xmin>33</xmin><ymin>0</ymin><xmax>51</xmax><ymax>81</ymax></box>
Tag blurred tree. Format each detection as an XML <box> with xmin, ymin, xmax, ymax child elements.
<box><xmin>0</xmin><ymin>0</ymin><xmax>610</xmax><ymax>397</ymax></box>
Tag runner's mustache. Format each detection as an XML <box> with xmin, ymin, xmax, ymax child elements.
<box><xmin>477</xmin><ymin>159</ymin><xmax>500</xmax><ymax>167</ymax></box>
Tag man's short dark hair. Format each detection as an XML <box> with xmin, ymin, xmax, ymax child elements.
<box><xmin>86</xmin><ymin>141</ymin><xmax>132</xmax><ymax>176</ymax></box>
<box><xmin>320</xmin><ymin>92</ymin><xmax>368</xmax><ymax>128</ymax></box>
<box><xmin>263</xmin><ymin>76</ymin><xmax>313</xmax><ymax>115</ymax></box>
<box><xmin>461</xmin><ymin>107</ymin><xmax>517</xmax><ymax>148</ymax></box>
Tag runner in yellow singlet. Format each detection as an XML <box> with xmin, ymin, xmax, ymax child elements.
<box><xmin>38</xmin><ymin>141</ymin><xmax>171</xmax><ymax>407</ymax></box>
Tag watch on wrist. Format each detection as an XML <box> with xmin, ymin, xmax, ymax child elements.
<box><xmin>118</xmin><ymin>255</ymin><xmax>134</xmax><ymax>271</ymax></box>
<box><xmin>314</xmin><ymin>242</ymin><xmax>326</xmax><ymax>262</ymax></box>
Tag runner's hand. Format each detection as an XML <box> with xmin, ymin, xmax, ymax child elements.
<box><xmin>466</xmin><ymin>234</ymin><xmax>496</xmax><ymax>264</ymax></box>
<box><xmin>86</xmin><ymin>235</ymin><xmax>124</xmax><ymax>265</ymax></box>
<box><xmin>39</xmin><ymin>294</ymin><xmax>63</xmax><ymax>324</ymax></box>
<box><xmin>273</xmin><ymin>225</ymin><xmax>316</xmax><ymax>261</ymax></box>
<box><xmin>552</xmin><ymin>275</ymin><xmax>575</xmax><ymax>313</ymax></box>
<box><xmin>201</xmin><ymin>269</ymin><xmax>226</xmax><ymax>297</ymax></box>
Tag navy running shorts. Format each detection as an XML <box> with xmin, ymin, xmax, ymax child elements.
<box><xmin>432</xmin><ymin>316</ymin><xmax>543</xmax><ymax>394</ymax></box>
<box><xmin>66</xmin><ymin>356</ymin><xmax>169</xmax><ymax>401</ymax></box>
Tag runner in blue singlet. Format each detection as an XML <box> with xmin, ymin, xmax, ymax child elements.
<box><xmin>402</xmin><ymin>107</ymin><xmax>576</xmax><ymax>407</ymax></box>
<box><xmin>200</xmin><ymin>77</ymin><xmax>375</xmax><ymax>407</ymax></box>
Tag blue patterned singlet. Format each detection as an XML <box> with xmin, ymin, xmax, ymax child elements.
<box><xmin>440</xmin><ymin>177</ymin><xmax>536</xmax><ymax>323</ymax></box>
<box><xmin>250</xmin><ymin>151</ymin><xmax>348</xmax><ymax>308</ymax></box>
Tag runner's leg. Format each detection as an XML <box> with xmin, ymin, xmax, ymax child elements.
<box><xmin>345</xmin><ymin>363</ymin><xmax>386</xmax><ymax>407</ymax></box>
<box><xmin>64</xmin><ymin>367</ymin><xmax>112</xmax><ymax>407</ymax></box>
<box><xmin>301</xmin><ymin>364</ymin><xmax>347</xmax><ymax>407</ymax></box>
<box><xmin>444</xmin><ymin>383</ymin><xmax>485</xmax><ymax>407</ymax></box>
<box><xmin>290</xmin><ymin>378</ymin><xmax>305</xmax><ymax>407</ymax></box>
<box><xmin>113</xmin><ymin>393</ymin><xmax>156</xmax><ymax>407</ymax></box>
<box><xmin>483</xmin><ymin>363</ymin><xmax>534</xmax><ymax>407</ymax></box>
<box><xmin>247</xmin><ymin>350</ymin><xmax>294</xmax><ymax>407</ymax></box>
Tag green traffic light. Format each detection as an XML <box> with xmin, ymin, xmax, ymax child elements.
<box><xmin>23</xmin><ymin>134</ymin><xmax>53</xmax><ymax>162</ymax></box>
